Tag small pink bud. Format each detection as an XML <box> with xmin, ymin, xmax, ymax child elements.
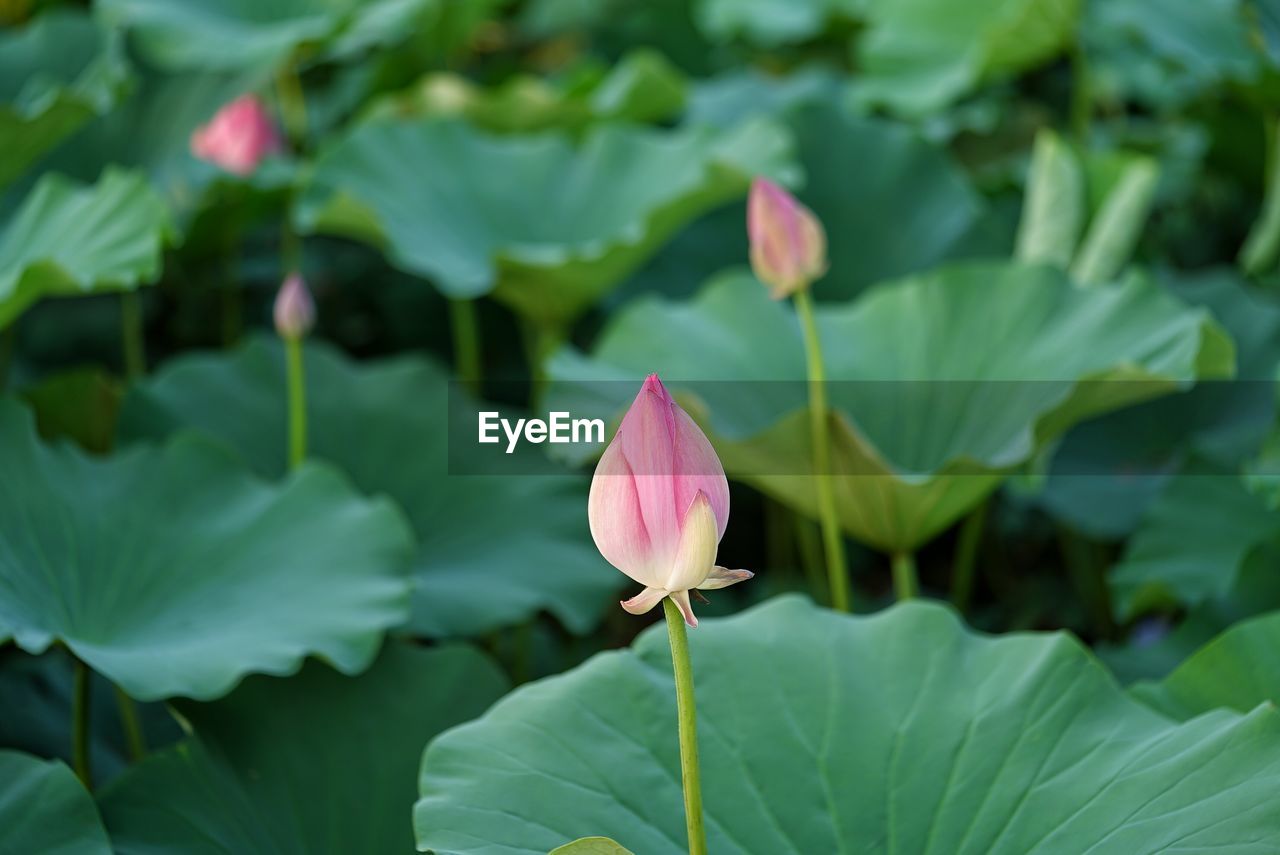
<box><xmin>190</xmin><ymin>95</ymin><xmax>281</xmax><ymax>176</ymax></box>
<box><xmin>747</xmin><ymin>177</ymin><xmax>828</xmax><ymax>299</ymax></box>
<box><xmin>588</xmin><ymin>374</ymin><xmax>753</xmax><ymax>627</ymax></box>
<box><xmin>273</xmin><ymin>273</ymin><xmax>315</xmax><ymax>340</ymax></box>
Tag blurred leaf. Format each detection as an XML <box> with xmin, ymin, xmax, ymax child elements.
<box><xmin>0</xmin><ymin>169</ymin><xmax>172</xmax><ymax>328</ymax></box>
<box><xmin>550</xmin><ymin>839</ymin><xmax>636</xmax><ymax>855</ymax></box>
<box><xmin>1038</xmin><ymin>268</ymin><xmax>1280</xmax><ymax>538</ymax></box>
<box><xmin>0</xmin><ymin>10</ymin><xmax>128</xmax><ymax>191</ymax></box>
<box><xmin>694</xmin><ymin>0</ymin><xmax>860</xmax><ymax>47</ymax></box>
<box><xmin>551</xmin><ymin>263</ymin><xmax>1232</xmax><ymax>553</ymax></box>
<box><xmin>100</xmin><ymin>642</ymin><xmax>507</xmax><ymax>855</ymax></box>
<box><xmin>1085</xmin><ymin>0</ymin><xmax>1264</xmax><ymax>110</ymax></box>
<box><xmin>42</xmin><ymin>64</ymin><xmax>276</xmax><ymax>228</ymax></box>
<box><xmin>0</xmin><ymin>397</ymin><xmax>412</xmax><ymax>701</ymax></box>
<box><xmin>1071</xmin><ymin>154</ymin><xmax>1159</xmax><ymax>285</ymax></box>
<box><xmin>852</xmin><ymin>0</ymin><xmax>1081</xmax><ymax>115</ymax></box>
<box><xmin>98</xmin><ymin>0</ymin><xmax>442</xmax><ymax>71</ymax></box>
<box><xmin>1015</xmin><ymin>129</ymin><xmax>1083</xmax><ymax>269</ymax></box>
<box><xmin>366</xmin><ymin>49</ymin><xmax>686</xmax><ymax>132</ymax></box>
<box><xmin>417</xmin><ymin>596</ymin><xmax>1280</xmax><ymax>853</ymax></box>
<box><xmin>121</xmin><ymin>338</ymin><xmax>620</xmax><ymax>637</ymax></box>
<box><xmin>787</xmin><ymin>101</ymin><xmax>986</xmax><ymax>301</ymax></box>
<box><xmin>1130</xmin><ymin>609</ymin><xmax>1280</xmax><ymax>720</ymax></box>
<box><xmin>1240</xmin><ymin>121</ymin><xmax>1280</xmax><ymax>276</ymax></box>
<box><xmin>686</xmin><ymin>67</ymin><xmax>841</xmax><ymax>128</ymax></box>
<box><xmin>297</xmin><ymin>117</ymin><xmax>794</xmax><ymax>327</ymax></box>
<box><xmin>0</xmin><ymin>750</ymin><xmax>111</xmax><ymax>855</ymax></box>
<box><xmin>1110</xmin><ymin>465</ymin><xmax>1280</xmax><ymax>619</ymax></box>
<box><xmin>19</xmin><ymin>366</ymin><xmax>121</xmax><ymax>453</ymax></box>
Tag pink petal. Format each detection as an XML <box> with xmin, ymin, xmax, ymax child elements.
<box><xmin>669</xmin><ymin>589</ymin><xmax>698</xmax><ymax>628</ymax></box>
<box><xmin>671</xmin><ymin>404</ymin><xmax>729</xmax><ymax>541</ymax></box>
<box><xmin>618</xmin><ymin>375</ymin><xmax>680</xmax><ymax>565</ymax></box>
<box><xmin>588</xmin><ymin>437</ymin><xmax>660</xmax><ymax>587</ymax></box>
<box><xmin>620</xmin><ymin>587</ymin><xmax>666</xmax><ymax>615</ymax></box>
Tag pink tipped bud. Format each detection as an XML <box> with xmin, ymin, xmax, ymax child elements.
<box><xmin>273</xmin><ymin>273</ymin><xmax>315</xmax><ymax>340</ymax></box>
<box><xmin>190</xmin><ymin>95</ymin><xmax>281</xmax><ymax>176</ymax></box>
<box><xmin>588</xmin><ymin>374</ymin><xmax>752</xmax><ymax>626</ymax></box>
<box><xmin>747</xmin><ymin>177</ymin><xmax>828</xmax><ymax>299</ymax></box>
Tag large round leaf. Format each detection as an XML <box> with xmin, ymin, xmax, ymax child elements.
<box><xmin>0</xmin><ymin>10</ymin><xmax>128</xmax><ymax>191</ymax></box>
<box><xmin>852</xmin><ymin>0</ymin><xmax>1081</xmax><ymax>115</ymax></box>
<box><xmin>416</xmin><ymin>596</ymin><xmax>1280</xmax><ymax>853</ymax></box>
<box><xmin>97</xmin><ymin>0</ymin><xmax>440</xmax><ymax>71</ymax></box>
<box><xmin>121</xmin><ymin>337</ymin><xmax>620</xmax><ymax>638</ymax></box>
<box><xmin>694</xmin><ymin>0</ymin><xmax>859</xmax><ymax>46</ymax></box>
<box><xmin>295</xmin><ymin>116</ymin><xmax>794</xmax><ymax>327</ymax></box>
<box><xmin>100</xmin><ymin>642</ymin><xmax>507</xmax><ymax>854</ymax></box>
<box><xmin>1131</xmin><ymin>610</ymin><xmax>1280</xmax><ymax>721</ymax></box>
<box><xmin>0</xmin><ymin>397</ymin><xmax>412</xmax><ymax>701</ymax></box>
<box><xmin>0</xmin><ymin>169</ymin><xmax>173</xmax><ymax>328</ymax></box>
<box><xmin>0</xmin><ymin>750</ymin><xmax>111</xmax><ymax>855</ymax></box>
<box><xmin>549</xmin><ymin>263</ymin><xmax>1232</xmax><ymax>552</ymax></box>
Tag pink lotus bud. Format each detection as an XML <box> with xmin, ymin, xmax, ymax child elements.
<box><xmin>273</xmin><ymin>273</ymin><xmax>315</xmax><ymax>340</ymax></box>
<box><xmin>588</xmin><ymin>374</ymin><xmax>753</xmax><ymax>627</ymax></box>
<box><xmin>747</xmin><ymin>177</ymin><xmax>828</xmax><ymax>299</ymax></box>
<box><xmin>190</xmin><ymin>95</ymin><xmax>281</xmax><ymax>176</ymax></box>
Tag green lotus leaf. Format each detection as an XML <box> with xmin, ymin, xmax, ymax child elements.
<box><xmin>0</xmin><ymin>397</ymin><xmax>412</xmax><ymax>701</ymax></box>
<box><xmin>1084</xmin><ymin>0</ymin><xmax>1263</xmax><ymax>110</ymax></box>
<box><xmin>0</xmin><ymin>168</ymin><xmax>173</xmax><ymax>329</ymax></box>
<box><xmin>695</xmin><ymin>0</ymin><xmax>860</xmax><ymax>47</ymax></box>
<box><xmin>549</xmin><ymin>263</ymin><xmax>1232</xmax><ymax>552</ymax></box>
<box><xmin>121</xmin><ymin>337</ymin><xmax>619</xmax><ymax>638</ymax></box>
<box><xmin>97</xmin><ymin>0</ymin><xmax>440</xmax><ymax>71</ymax></box>
<box><xmin>0</xmin><ymin>750</ymin><xmax>111</xmax><ymax>855</ymax></box>
<box><xmin>0</xmin><ymin>10</ymin><xmax>128</xmax><ymax>190</ymax></box>
<box><xmin>1131</xmin><ymin>610</ymin><xmax>1280</xmax><ymax>721</ymax></box>
<box><xmin>1037</xmin><ymin>268</ymin><xmax>1280</xmax><ymax>538</ymax></box>
<box><xmin>853</xmin><ymin>0</ymin><xmax>1081</xmax><ymax>115</ymax></box>
<box><xmin>1110</xmin><ymin>466</ymin><xmax>1280</xmax><ymax>620</ymax></box>
<box><xmin>100</xmin><ymin>642</ymin><xmax>507</xmax><ymax>854</ymax></box>
<box><xmin>416</xmin><ymin>596</ymin><xmax>1280</xmax><ymax>853</ymax></box>
<box><xmin>295</xmin><ymin>116</ymin><xmax>795</xmax><ymax>327</ymax></box>
<box><xmin>367</xmin><ymin>49</ymin><xmax>686</xmax><ymax>133</ymax></box>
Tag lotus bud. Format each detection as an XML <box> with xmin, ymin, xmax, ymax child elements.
<box><xmin>190</xmin><ymin>95</ymin><xmax>281</xmax><ymax>176</ymax></box>
<box><xmin>273</xmin><ymin>273</ymin><xmax>315</xmax><ymax>340</ymax></box>
<box><xmin>588</xmin><ymin>374</ymin><xmax>753</xmax><ymax>627</ymax></box>
<box><xmin>747</xmin><ymin>177</ymin><xmax>828</xmax><ymax>299</ymax></box>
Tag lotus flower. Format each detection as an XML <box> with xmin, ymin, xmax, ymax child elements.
<box><xmin>273</xmin><ymin>273</ymin><xmax>315</xmax><ymax>340</ymax></box>
<box><xmin>588</xmin><ymin>375</ymin><xmax>752</xmax><ymax>626</ymax></box>
<box><xmin>190</xmin><ymin>95</ymin><xmax>281</xmax><ymax>176</ymax></box>
<box><xmin>747</xmin><ymin>177</ymin><xmax>828</xmax><ymax>298</ymax></box>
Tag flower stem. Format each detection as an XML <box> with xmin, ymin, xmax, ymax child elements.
<box><xmin>121</xmin><ymin>291</ymin><xmax>146</xmax><ymax>380</ymax></box>
<box><xmin>275</xmin><ymin>60</ymin><xmax>308</xmax><ymax>148</ymax></box>
<box><xmin>449</xmin><ymin>298</ymin><xmax>483</xmax><ymax>395</ymax></box>
<box><xmin>284</xmin><ymin>335</ymin><xmax>307</xmax><ymax>469</ymax></box>
<box><xmin>113</xmin><ymin>684</ymin><xmax>147</xmax><ymax>762</ymax></box>
<box><xmin>71</xmin><ymin>657</ymin><xmax>91</xmax><ymax>789</ymax></box>
<box><xmin>793</xmin><ymin>290</ymin><xmax>850</xmax><ymax>612</ymax></box>
<box><xmin>892</xmin><ymin>551</ymin><xmax>919</xmax><ymax>601</ymax></box>
<box><xmin>951</xmin><ymin>500</ymin><xmax>988</xmax><ymax>612</ymax></box>
<box><xmin>662</xmin><ymin>597</ymin><xmax>707</xmax><ymax>855</ymax></box>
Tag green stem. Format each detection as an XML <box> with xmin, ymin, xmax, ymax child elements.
<box><xmin>275</xmin><ymin>61</ymin><xmax>308</xmax><ymax>148</ymax></box>
<box><xmin>521</xmin><ymin>320</ymin><xmax>563</xmax><ymax>410</ymax></box>
<box><xmin>285</xmin><ymin>335</ymin><xmax>307</xmax><ymax>469</ymax></box>
<box><xmin>793</xmin><ymin>512</ymin><xmax>828</xmax><ymax>607</ymax></box>
<box><xmin>793</xmin><ymin>290</ymin><xmax>850</xmax><ymax>612</ymax></box>
<box><xmin>662</xmin><ymin>598</ymin><xmax>706</xmax><ymax>855</ymax></box>
<box><xmin>892</xmin><ymin>551</ymin><xmax>918</xmax><ymax>601</ymax></box>
<box><xmin>71</xmin><ymin>658</ymin><xmax>91</xmax><ymax>790</ymax></box>
<box><xmin>113</xmin><ymin>685</ymin><xmax>146</xmax><ymax>762</ymax></box>
<box><xmin>449</xmin><ymin>298</ymin><xmax>483</xmax><ymax>395</ymax></box>
<box><xmin>121</xmin><ymin>291</ymin><xmax>145</xmax><ymax>380</ymax></box>
<box><xmin>0</xmin><ymin>322</ymin><xmax>15</xmax><ymax>394</ymax></box>
<box><xmin>951</xmin><ymin>501</ymin><xmax>988</xmax><ymax>612</ymax></box>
